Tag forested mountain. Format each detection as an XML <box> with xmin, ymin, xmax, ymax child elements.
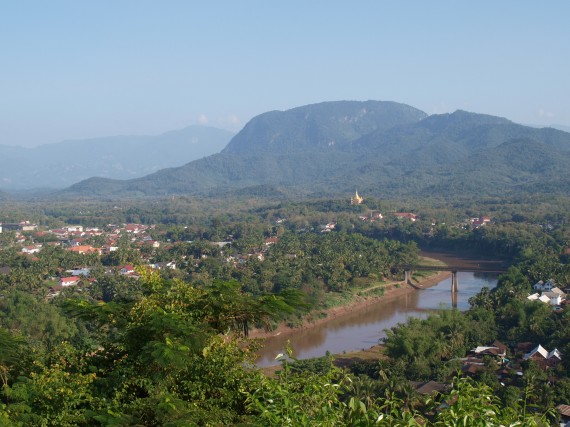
<box><xmin>425</xmin><ymin>138</ymin><xmax>570</xmax><ymax>195</ymax></box>
<box><xmin>222</xmin><ymin>100</ymin><xmax>427</xmax><ymax>155</ymax></box>
<box><xmin>63</xmin><ymin>101</ymin><xmax>570</xmax><ymax>199</ymax></box>
<box><xmin>0</xmin><ymin>125</ymin><xmax>233</xmax><ymax>190</ymax></box>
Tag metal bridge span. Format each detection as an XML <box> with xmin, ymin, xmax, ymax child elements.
<box><xmin>399</xmin><ymin>265</ymin><xmax>508</xmax><ymax>293</ymax></box>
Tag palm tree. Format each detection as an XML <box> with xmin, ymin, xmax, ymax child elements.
<box><xmin>0</xmin><ymin>327</ymin><xmax>24</xmax><ymax>387</ymax></box>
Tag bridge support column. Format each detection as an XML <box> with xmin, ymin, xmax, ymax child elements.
<box><xmin>404</xmin><ymin>269</ymin><xmax>412</xmax><ymax>285</ymax></box>
<box><xmin>451</xmin><ymin>271</ymin><xmax>458</xmax><ymax>293</ymax></box>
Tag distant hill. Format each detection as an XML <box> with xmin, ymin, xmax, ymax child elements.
<box><xmin>344</xmin><ymin>110</ymin><xmax>570</xmax><ymax>196</ymax></box>
<box><xmin>421</xmin><ymin>138</ymin><xmax>570</xmax><ymax>196</ymax></box>
<box><xmin>0</xmin><ymin>126</ymin><xmax>234</xmax><ymax>190</ymax></box>
<box><xmin>62</xmin><ymin>101</ymin><xmax>570</xmax><ymax>199</ymax></box>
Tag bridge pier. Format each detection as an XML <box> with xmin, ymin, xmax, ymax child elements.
<box><xmin>398</xmin><ymin>264</ymin><xmax>507</xmax><ymax>294</ymax></box>
<box><xmin>451</xmin><ymin>271</ymin><xmax>458</xmax><ymax>293</ymax></box>
<box><xmin>404</xmin><ymin>268</ymin><xmax>459</xmax><ymax>291</ymax></box>
<box><xmin>451</xmin><ymin>287</ymin><xmax>458</xmax><ymax>308</ymax></box>
<box><xmin>404</xmin><ymin>269</ymin><xmax>412</xmax><ymax>285</ymax></box>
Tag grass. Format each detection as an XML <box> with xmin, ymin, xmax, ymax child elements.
<box><xmin>357</xmin><ymin>286</ymin><xmax>385</xmax><ymax>297</ymax></box>
<box><xmin>320</xmin><ymin>291</ymin><xmax>354</xmax><ymax>310</ymax></box>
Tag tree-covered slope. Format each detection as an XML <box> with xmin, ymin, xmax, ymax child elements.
<box><xmin>353</xmin><ymin>110</ymin><xmax>570</xmax><ymax>169</ymax></box>
<box><xmin>425</xmin><ymin>138</ymin><xmax>570</xmax><ymax>196</ymax></box>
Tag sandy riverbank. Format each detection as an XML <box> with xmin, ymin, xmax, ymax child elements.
<box><xmin>249</xmin><ymin>270</ymin><xmax>451</xmax><ymax>340</ymax></box>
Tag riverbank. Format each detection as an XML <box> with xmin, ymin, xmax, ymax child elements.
<box><xmin>249</xmin><ymin>270</ymin><xmax>451</xmax><ymax>340</ymax></box>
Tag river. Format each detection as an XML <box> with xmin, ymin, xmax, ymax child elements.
<box><xmin>255</xmin><ymin>270</ymin><xmax>499</xmax><ymax>367</ymax></box>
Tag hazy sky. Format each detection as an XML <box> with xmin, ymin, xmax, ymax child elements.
<box><xmin>1</xmin><ymin>1</ymin><xmax>569</xmax><ymax>146</ymax></box>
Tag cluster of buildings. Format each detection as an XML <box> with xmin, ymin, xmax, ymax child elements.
<box><xmin>6</xmin><ymin>222</ymin><xmax>160</xmax><ymax>257</ymax></box>
<box><xmin>222</xmin><ymin>236</ymin><xmax>284</xmax><ymax>267</ymax></box>
<box><xmin>528</xmin><ymin>280</ymin><xmax>567</xmax><ymax>307</ymax></box>
<box><xmin>461</xmin><ymin>340</ymin><xmax>508</xmax><ymax>376</ymax></box>
<box><xmin>2</xmin><ymin>218</ymin><xmax>295</xmax><ymax>296</ymax></box>
<box><xmin>462</xmin><ymin>340</ymin><xmax>563</xmax><ymax>376</ymax></box>
<box><xmin>357</xmin><ymin>210</ymin><xmax>418</xmax><ymax>223</ymax></box>
<box><xmin>349</xmin><ymin>192</ymin><xmax>496</xmax><ymax>231</ymax></box>
<box><xmin>408</xmin><ymin>339</ymin><xmax>565</xmax><ymax>419</ymax></box>
<box><xmin>0</xmin><ymin>221</ymin><xmax>169</xmax><ymax>292</ymax></box>
<box><xmin>4</xmin><ymin>215</ymin><xmax>291</xmax><ymax>265</ymax></box>
<box><xmin>469</xmin><ymin>216</ymin><xmax>491</xmax><ymax>228</ymax></box>
<box><xmin>350</xmin><ymin>191</ymin><xmax>418</xmax><ymax>222</ymax></box>
<box><xmin>349</xmin><ymin>191</ymin><xmax>492</xmax><ymax>227</ymax></box>
<box><xmin>0</xmin><ymin>220</ymin><xmax>38</xmax><ymax>233</ymax></box>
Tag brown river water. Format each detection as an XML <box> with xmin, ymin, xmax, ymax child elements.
<box><xmin>255</xmin><ymin>251</ymin><xmax>502</xmax><ymax>366</ymax></box>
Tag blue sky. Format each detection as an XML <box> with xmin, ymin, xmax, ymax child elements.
<box><xmin>1</xmin><ymin>1</ymin><xmax>569</xmax><ymax>146</ymax></box>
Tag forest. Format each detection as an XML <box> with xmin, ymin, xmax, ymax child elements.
<box><xmin>0</xmin><ymin>194</ymin><xmax>569</xmax><ymax>425</ymax></box>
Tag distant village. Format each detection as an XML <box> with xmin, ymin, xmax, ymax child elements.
<box><xmin>0</xmin><ymin>193</ymin><xmax>502</xmax><ymax>309</ymax></box>
<box><xmin>0</xmin><ymin>193</ymin><xmax>496</xmax><ymax>291</ymax></box>
<box><xmin>0</xmin><ymin>196</ymin><xmax>494</xmax><ymax>300</ymax></box>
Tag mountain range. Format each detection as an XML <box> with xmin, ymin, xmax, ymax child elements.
<box><xmin>5</xmin><ymin>100</ymin><xmax>569</xmax><ymax>200</ymax></box>
<box><xmin>60</xmin><ymin>100</ymin><xmax>570</xmax><ymax>200</ymax></box>
<box><xmin>0</xmin><ymin>126</ymin><xmax>234</xmax><ymax>190</ymax></box>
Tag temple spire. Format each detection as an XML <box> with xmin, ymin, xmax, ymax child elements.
<box><xmin>350</xmin><ymin>190</ymin><xmax>363</xmax><ymax>205</ymax></box>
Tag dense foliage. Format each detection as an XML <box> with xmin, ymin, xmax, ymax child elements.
<box><xmin>0</xmin><ymin>194</ymin><xmax>569</xmax><ymax>424</ymax></box>
<box><xmin>0</xmin><ymin>271</ymin><xmax>554</xmax><ymax>426</ymax></box>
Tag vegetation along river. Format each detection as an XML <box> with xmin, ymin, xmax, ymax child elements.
<box><xmin>255</xmin><ymin>269</ymin><xmax>499</xmax><ymax>367</ymax></box>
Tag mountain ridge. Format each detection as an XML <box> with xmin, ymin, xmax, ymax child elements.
<box><xmin>50</xmin><ymin>100</ymin><xmax>570</xmax><ymax>199</ymax></box>
<box><xmin>0</xmin><ymin>125</ymin><xmax>234</xmax><ymax>190</ymax></box>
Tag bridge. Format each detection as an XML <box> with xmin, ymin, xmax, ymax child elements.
<box><xmin>398</xmin><ymin>264</ymin><xmax>508</xmax><ymax>293</ymax></box>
